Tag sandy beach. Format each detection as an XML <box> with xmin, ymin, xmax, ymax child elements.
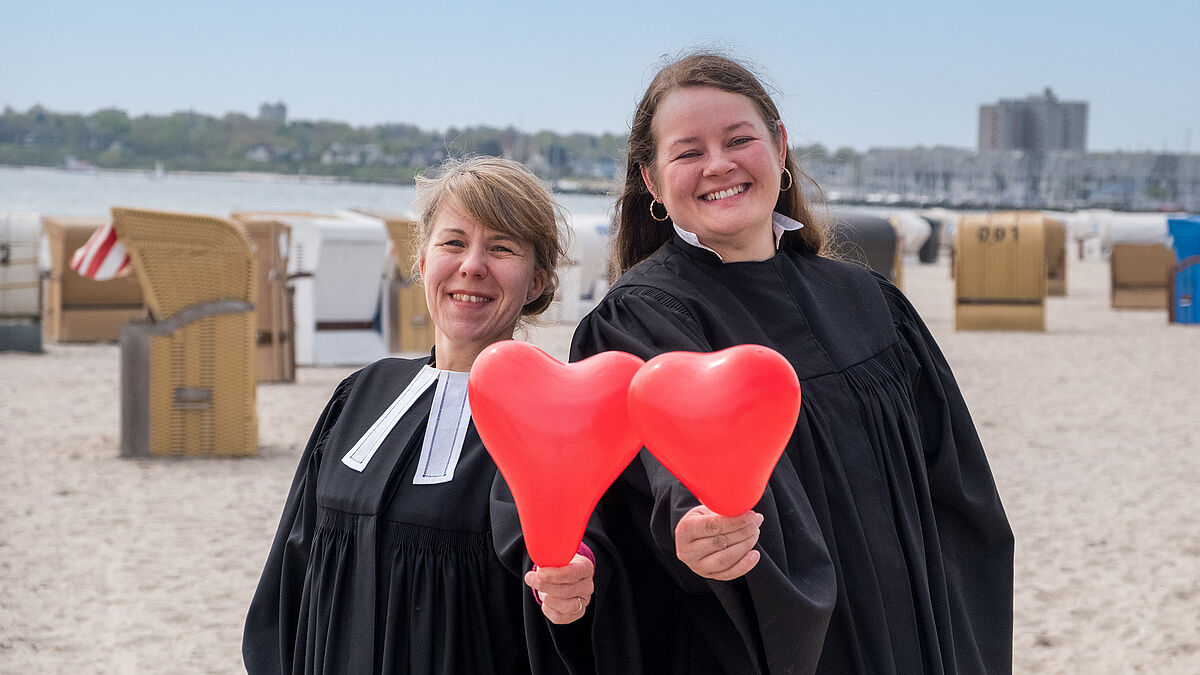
<box><xmin>1</xmin><ymin>254</ymin><xmax>1197</xmax><ymax>674</ymax></box>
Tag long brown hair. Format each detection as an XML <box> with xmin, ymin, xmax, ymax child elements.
<box><xmin>610</xmin><ymin>51</ymin><xmax>826</xmax><ymax>278</ymax></box>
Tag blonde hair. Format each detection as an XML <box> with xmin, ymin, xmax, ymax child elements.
<box><xmin>412</xmin><ymin>155</ymin><xmax>569</xmax><ymax>317</ymax></box>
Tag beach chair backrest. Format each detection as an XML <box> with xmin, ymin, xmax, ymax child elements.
<box><xmin>111</xmin><ymin>207</ymin><xmax>256</xmax><ymax>322</ymax></box>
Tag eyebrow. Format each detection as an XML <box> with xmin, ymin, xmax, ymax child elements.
<box><xmin>437</xmin><ymin>227</ymin><xmax>521</xmax><ymax>245</ymax></box>
<box><xmin>488</xmin><ymin>234</ymin><xmax>521</xmax><ymax>246</ymax></box>
<box><xmin>664</xmin><ymin>121</ymin><xmax>757</xmax><ymax>149</ymax></box>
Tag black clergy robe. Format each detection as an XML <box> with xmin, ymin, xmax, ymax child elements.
<box><xmin>244</xmin><ymin>356</ymin><xmax>598</xmax><ymax>674</ymax></box>
<box><xmin>569</xmin><ymin>233</ymin><xmax>1014</xmax><ymax>674</ymax></box>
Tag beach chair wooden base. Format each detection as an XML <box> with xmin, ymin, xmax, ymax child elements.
<box><xmin>120</xmin><ymin>302</ymin><xmax>257</xmax><ymax>458</ymax></box>
<box><xmin>955</xmin><ymin>301</ymin><xmax>1046</xmax><ymax>331</ymax></box>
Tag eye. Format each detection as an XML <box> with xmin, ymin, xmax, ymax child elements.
<box><xmin>491</xmin><ymin>244</ymin><xmax>516</xmax><ymax>254</ymax></box>
<box><xmin>438</xmin><ymin>238</ymin><xmax>466</xmax><ymax>248</ymax></box>
<box><xmin>675</xmin><ymin>150</ymin><xmax>701</xmax><ymax>160</ymax></box>
<box><xmin>730</xmin><ymin>136</ymin><xmax>754</xmax><ymax>147</ymax></box>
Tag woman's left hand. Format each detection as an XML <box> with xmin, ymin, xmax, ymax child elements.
<box><xmin>524</xmin><ymin>553</ymin><xmax>595</xmax><ymax>625</ymax></box>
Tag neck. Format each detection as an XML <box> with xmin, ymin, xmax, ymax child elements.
<box><xmin>696</xmin><ymin>222</ymin><xmax>775</xmax><ymax>263</ymax></box>
<box><xmin>433</xmin><ymin>336</ymin><xmax>511</xmax><ymax>372</ymax></box>
<box><xmin>433</xmin><ymin>343</ymin><xmax>480</xmax><ymax>372</ymax></box>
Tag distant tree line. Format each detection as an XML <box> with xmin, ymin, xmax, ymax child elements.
<box><xmin>0</xmin><ymin>105</ymin><xmax>640</xmax><ymax>185</ymax></box>
<box><xmin>0</xmin><ymin>105</ymin><xmax>863</xmax><ymax>188</ymax></box>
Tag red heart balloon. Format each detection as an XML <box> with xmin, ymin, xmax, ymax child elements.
<box><xmin>628</xmin><ymin>345</ymin><xmax>801</xmax><ymax>516</ymax></box>
<box><xmin>469</xmin><ymin>340</ymin><xmax>644</xmax><ymax>567</ymax></box>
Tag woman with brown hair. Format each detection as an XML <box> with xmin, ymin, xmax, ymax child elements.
<box><xmin>571</xmin><ymin>52</ymin><xmax>1014</xmax><ymax>673</ymax></box>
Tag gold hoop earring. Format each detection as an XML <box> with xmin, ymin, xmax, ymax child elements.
<box><xmin>780</xmin><ymin>168</ymin><xmax>793</xmax><ymax>192</ymax></box>
<box><xmin>649</xmin><ymin>198</ymin><xmax>670</xmax><ymax>222</ymax></box>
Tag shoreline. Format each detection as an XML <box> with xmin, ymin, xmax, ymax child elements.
<box><xmin>2</xmin><ymin>163</ymin><xmax>359</xmax><ymax>184</ymax></box>
<box><xmin>0</xmin><ymin>163</ymin><xmax>618</xmax><ymax>196</ymax></box>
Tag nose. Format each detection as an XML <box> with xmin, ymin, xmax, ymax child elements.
<box><xmin>458</xmin><ymin>245</ymin><xmax>488</xmax><ymax>278</ymax></box>
<box><xmin>703</xmin><ymin>149</ymin><xmax>736</xmax><ymax>176</ymax></box>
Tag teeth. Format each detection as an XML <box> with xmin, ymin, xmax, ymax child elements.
<box><xmin>704</xmin><ymin>185</ymin><xmax>745</xmax><ymax>201</ymax></box>
<box><xmin>451</xmin><ymin>293</ymin><xmax>489</xmax><ymax>303</ymax></box>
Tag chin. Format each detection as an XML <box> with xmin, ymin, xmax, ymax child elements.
<box><xmin>705</xmin><ymin>215</ymin><xmax>763</xmax><ymax>236</ymax></box>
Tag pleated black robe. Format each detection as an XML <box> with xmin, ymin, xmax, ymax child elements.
<box><xmin>243</xmin><ymin>356</ymin><xmax>601</xmax><ymax>675</ymax></box>
<box><xmin>569</xmin><ymin>234</ymin><xmax>1014</xmax><ymax>674</ymax></box>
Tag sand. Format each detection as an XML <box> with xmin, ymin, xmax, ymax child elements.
<box><xmin>1</xmin><ymin>255</ymin><xmax>1197</xmax><ymax>674</ymax></box>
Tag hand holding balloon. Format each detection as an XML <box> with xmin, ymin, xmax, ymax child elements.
<box><xmin>674</xmin><ymin>505</ymin><xmax>763</xmax><ymax>580</ymax></box>
<box><xmin>524</xmin><ymin>553</ymin><xmax>595</xmax><ymax>624</ymax></box>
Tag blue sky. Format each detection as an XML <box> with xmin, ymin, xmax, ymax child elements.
<box><xmin>2</xmin><ymin>0</ymin><xmax>1198</xmax><ymax>153</ymax></box>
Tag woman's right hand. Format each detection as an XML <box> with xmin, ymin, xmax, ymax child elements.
<box><xmin>525</xmin><ymin>553</ymin><xmax>595</xmax><ymax>625</ymax></box>
<box><xmin>674</xmin><ymin>505</ymin><xmax>763</xmax><ymax>580</ymax></box>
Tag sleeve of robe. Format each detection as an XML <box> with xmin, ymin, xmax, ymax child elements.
<box><xmin>880</xmin><ymin>280</ymin><xmax>1015</xmax><ymax>673</ymax></box>
<box><xmin>490</xmin><ymin>472</ymin><xmax>647</xmax><ymax>675</ymax></box>
<box><xmin>242</xmin><ymin>372</ymin><xmax>359</xmax><ymax>675</ymax></box>
<box><xmin>570</xmin><ymin>286</ymin><xmax>838</xmax><ymax>675</ymax></box>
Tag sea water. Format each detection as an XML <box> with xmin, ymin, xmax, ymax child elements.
<box><xmin>0</xmin><ymin>165</ymin><xmax>616</xmax><ymax>218</ymax></box>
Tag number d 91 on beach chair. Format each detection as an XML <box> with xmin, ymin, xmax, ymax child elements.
<box><xmin>955</xmin><ymin>211</ymin><xmax>1049</xmax><ymax>331</ymax></box>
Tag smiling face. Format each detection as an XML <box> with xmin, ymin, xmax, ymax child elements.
<box><xmin>641</xmin><ymin>86</ymin><xmax>788</xmax><ymax>262</ymax></box>
<box><xmin>419</xmin><ymin>200</ymin><xmax>546</xmax><ymax>370</ymax></box>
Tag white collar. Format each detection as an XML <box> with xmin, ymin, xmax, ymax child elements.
<box><xmin>341</xmin><ymin>365</ymin><xmax>472</xmax><ymax>485</ymax></box>
<box><xmin>673</xmin><ymin>212</ymin><xmax>805</xmax><ymax>262</ymax></box>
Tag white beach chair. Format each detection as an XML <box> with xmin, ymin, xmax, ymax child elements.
<box><xmin>280</xmin><ymin>212</ymin><xmax>390</xmax><ymax>366</ymax></box>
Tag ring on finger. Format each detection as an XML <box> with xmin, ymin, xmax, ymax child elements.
<box><xmin>575</xmin><ymin>597</ymin><xmax>585</xmax><ymax>614</ymax></box>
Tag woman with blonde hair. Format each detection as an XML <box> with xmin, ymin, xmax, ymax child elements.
<box><xmin>244</xmin><ymin>156</ymin><xmax>596</xmax><ymax>674</ymax></box>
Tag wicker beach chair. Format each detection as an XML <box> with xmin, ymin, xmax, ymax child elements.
<box><xmin>1110</xmin><ymin>243</ymin><xmax>1174</xmax><ymax>311</ymax></box>
<box><xmin>41</xmin><ymin>215</ymin><xmax>147</xmax><ymax>342</ymax></box>
<box><xmin>828</xmin><ymin>212</ymin><xmax>901</xmax><ymax>286</ymax></box>
<box><xmin>1</xmin><ymin>212</ymin><xmax>44</xmax><ymax>352</ymax></box>
<box><xmin>376</xmin><ymin>212</ymin><xmax>435</xmax><ymax>355</ymax></box>
<box><xmin>230</xmin><ymin>211</ymin><xmax>304</xmax><ymax>383</ymax></box>
<box><xmin>112</xmin><ymin>206</ymin><xmax>258</xmax><ymax>457</ymax></box>
<box><xmin>955</xmin><ymin>212</ymin><xmax>1048</xmax><ymax>331</ymax></box>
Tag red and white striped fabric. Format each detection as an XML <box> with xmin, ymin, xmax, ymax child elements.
<box><xmin>69</xmin><ymin>220</ymin><xmax>132</xmax><ymax>280</ymax></box>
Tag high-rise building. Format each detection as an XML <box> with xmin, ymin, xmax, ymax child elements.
<box><xmin>979</xmin><ymin>88</ymin><xmax>1087</xmax><ymax>152</ymax></box>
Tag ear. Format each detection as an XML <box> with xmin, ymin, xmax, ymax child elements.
<box><xmin>777</xmin><ymin>121</ymin><xmax>789</xmax><ymax>167</ymax></box>
<box><xmin>639</xmin><ymin>163</ymin><xmax>659</xmax><ymax>200</ymax></box>
<box><xmin>527</xmin><ymin>269</ymin><xmax>548</xmax><ymax>304</ymax></box>
<box><xmin>419</xmin><ymin>256</ymin><xmax>426</xmax><ymax>278</ymax></box>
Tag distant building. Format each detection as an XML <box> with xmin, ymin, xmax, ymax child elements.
<box><xmin>979</xmin><ymin>88</ymin><xmax>1087</xmax><ymax>153</ymax></box>
<box><xmin>791</xmin><ymin>87</ymin><xmax>1199</xmax><ymax>210</ymax></box>
<box><xmin>801</xmin><ymin>147</ymin><xmax>1200</xmax><ymax>211</ymax></box>
<box><xmin>245</xmin><ymin>145</ymin><xmax>272</xmax><ymax>163</ymax></box>
<box><xmin>259</xmin><ymin>102</ymin><xmax>287</xmax><ymax>124</ymax></box>
<box><xmin>320</xmin><ymin>142</ymin><xmax>385</xmax><ymax>166</ymax></box>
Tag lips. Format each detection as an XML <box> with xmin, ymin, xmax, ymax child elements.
<box><xmin>702</xmin><ymin>184</ymin><xmax>747</xmax><ymax>201</ymax></box>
